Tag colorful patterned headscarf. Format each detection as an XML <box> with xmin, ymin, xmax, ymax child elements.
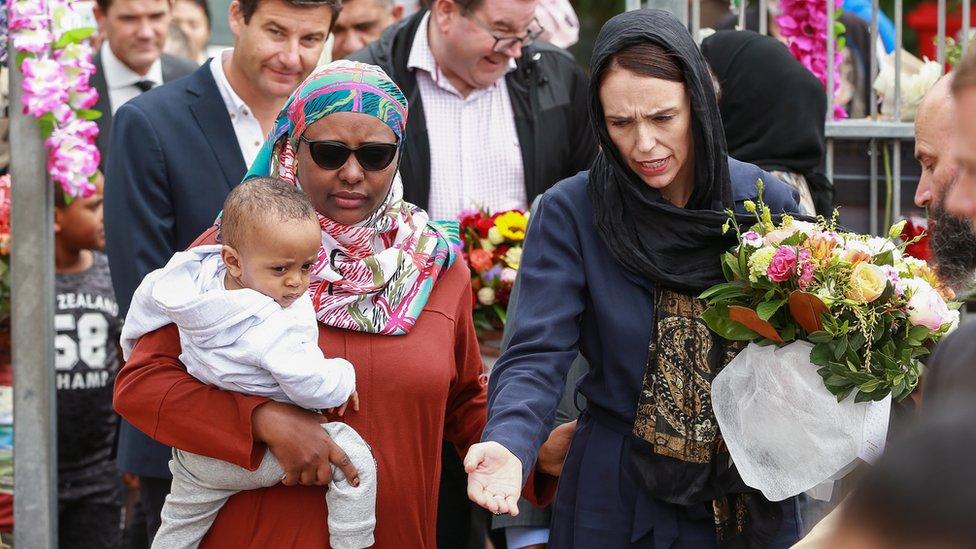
<box><xmin>245</xmin><ymin>60</ymin><xmax>458</xmax><ymax>335</ymax></box>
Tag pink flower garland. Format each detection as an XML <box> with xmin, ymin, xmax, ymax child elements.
<box><xmin>9</xmin><ymin>0</ymin><xmax>101</xmax><ymax>198</ymax></box>
<box><xmin>776</xmin><ymin>0</ymin><xmax>848</xmax><ymax>119</ymax></box>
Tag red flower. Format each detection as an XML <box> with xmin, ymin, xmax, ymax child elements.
<box><xmin>901</xmin><ymin>217</ymin><xmax>932</xmax><ymax>261</ymax></box>
<box><xmin>460</xmin><ymin>210</ymin><xmax>483</xmax><ymax>232</ymax></box>
<box><xmin>474</xmin><ymin>218</ymin><xmax>495</xmax><ymax>238</ymax></box>
<box><xmin>469</xmin><ymin>248</ymin><xmax>494</xmax><ymax>273</ymax></box>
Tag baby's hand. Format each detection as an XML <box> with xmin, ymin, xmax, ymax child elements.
<box><xmin>327</xmin><ymin>391</ymin><xmax>359</xmax><ymax>417</ymax></box>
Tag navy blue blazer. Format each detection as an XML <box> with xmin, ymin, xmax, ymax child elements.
<box><xmin>483</xmin><ymin>160</ymin><xmax>803</xmax><ymax>548</ymax></box>
<box><xmin>104</xmin><ymin>60</ymin><xmax>247</xmax><ymax>478</ymax></box>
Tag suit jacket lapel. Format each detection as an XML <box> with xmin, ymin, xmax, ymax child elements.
<box><xmin>186</xmin><ymin>62</ymin><xmax>247</xmax><ymax>191</ymax></box>
<box><xmin>92</xmin><ymin>54</ymin><xmax>113</xmax><ymax>168</ymax></box>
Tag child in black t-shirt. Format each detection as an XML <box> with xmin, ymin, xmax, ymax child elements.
<box><xmin>54</xmin><ymin>174</ymin><xmax>123</xmax><ymax>548</ymax></box>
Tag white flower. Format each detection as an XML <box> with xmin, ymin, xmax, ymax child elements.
<box><xmin>905</xmin><ymin>278</ymin><xmax>955</xmax><ymax>331</ymax></box>
<box><xmin>866</xmin><ymin>236</ymin><xmax>897</xmax><ymax>256</ymax></box>
<box><xmin>741</xmin><ymin>231</ymin><xmax>763</xmax><ymax>248</ymax></box>
<box><xmin>477</xmin><ymin>287</ymin><xmax>496</xmax><ymax>306</ymax></box>
<box><xmin>500</xmin><ymin>268</ymin><xmax>517</xmax><ymax>284</ymax></box>
<box><xmin>487</xmin><ymin>226</ymin><xmax>505</xmax><ymax>245</ymax></box>
<box><xmin>479</xmin><ymin>238</ymin><xmax>495</xmax><ymax>253</ymax></box>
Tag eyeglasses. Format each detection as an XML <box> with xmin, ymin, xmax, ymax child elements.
<box><xmin>461</xmin><ymin>9</ymin><xmax>545</xmax><ymax>54</ymax></box>
<box><xmin>300</xmin><ymin>137</ymin><xmax>398</xmax><ymax>171</ymax></box>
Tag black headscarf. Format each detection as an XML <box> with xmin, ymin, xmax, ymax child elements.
<box><xmin>702</xmin><ymin>30</ymin><xmax>834</xmax><ymax>215</ymax></box>
<box><xmin>586</xmin><ymin>9</ymin><xmax>737</xmax><ymax>294</ymax></box>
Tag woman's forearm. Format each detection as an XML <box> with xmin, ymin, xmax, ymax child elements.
<box><xmin>114</xmin><ymin>324</ymin><xmax>269</xmax><ymax>469</ymax></box>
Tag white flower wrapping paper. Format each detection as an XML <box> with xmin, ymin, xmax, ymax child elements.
<box><xmin>712</xmin><ymin>341</ymin><xmax>891</xmax><ymax>502</ymax></box>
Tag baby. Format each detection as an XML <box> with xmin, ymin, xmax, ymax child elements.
<box><xmin>122</xmin><ymin>178</ymin><xmax>375</xmax><ymax>549</ymax></box>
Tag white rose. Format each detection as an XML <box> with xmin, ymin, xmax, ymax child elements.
<box><xmin>477</xmin><ymin>287</ymin><xmax>496</xmax><ymax>306</ymax></box>
<box><xmin>479</xmin><ymin>238</ymin><xmax>495</xmax><ymax>253</ymax></box>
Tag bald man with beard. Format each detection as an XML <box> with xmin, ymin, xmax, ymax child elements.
<box><xmin>913</xmin><ymin>75</ymin><xmax>976</xmax><ymax>294</ymax></box>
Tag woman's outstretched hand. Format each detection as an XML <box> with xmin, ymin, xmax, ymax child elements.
<box><xmin>464</xmin><ymin>441</ymin><xmax>523</xmax><ymax>517</ymax></box>
<box><xmin>252</xmin><ymin>400</ymin><xmax>360</xmax><ymax>487</ymax></box>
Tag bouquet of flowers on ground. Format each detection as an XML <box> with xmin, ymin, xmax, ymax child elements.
<box><xmin>701</xmin><ymin>180</ymin><xmax>959</xmax><ymax>501</ymax></box>
<box><xmin>459</xmin><ymin>208</ymin><xmax>528</xmax><ymax>333</ymax></box>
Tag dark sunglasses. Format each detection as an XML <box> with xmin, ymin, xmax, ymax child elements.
<box><xmin>300</xmin><ymin>137</ymin><xmax>399</xmax><ymax>171</ymax></box>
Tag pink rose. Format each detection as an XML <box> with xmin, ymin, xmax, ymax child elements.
<box><xmin>767</xmin><ymin>246</ymin><xmax>799</xmax><ymax>282</ymax></box>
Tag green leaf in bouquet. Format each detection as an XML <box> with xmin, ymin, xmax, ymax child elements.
<box><xmin>873</xmin><ymin>282</ymin><xmax>894</xmax><ymax>308</ymax></box>
<box><xmin>834</xmin><ymin>334</ymin><xmax>849</xmax><ymax>360</ymax></box>
<box><xmin>847</xmin><ymin>371</ymin><xmax>876</xmax><ymax>384</ymax></box>
<box><xmin>807</xmin><ymin>330</ymin><xmax>833</xmax><ymax>343</ymax></box>
<box><xmin>780</xmin><ymin>323</ymin><xmax>796</xmax><ymax>342</ymax></box>
<box><xmin>756</xmin><ymin>299</ymin><xmax>787</xmax><ymax>321</ymax></box>
<box><xmin>701</xmin><ymin>305</ymin><xmax>761</xmax><ymax>341</ymax></box>
<box><xmin>827</xmin><ymin>360</ymin><xmax>850</xmax><ymax>377</ymax></box>
<box><xmin>825</xmin><ymin>374</ymin><xmax>853</xmax><ymax>389</ymax></box>
<box><xmin>810</xmin><ymin>342</ymin><xmax>833</xmax><ymax>366</ymax></box>
<box><xmin>699</xmin><ymin>281</ymin><xmax>746</xmax><ymax>301</ymax></box>
<box><xmin>834</xmin><ymin>386</ymin><xmax>856</xmax><ymax>402</ymax></box>
<box><xmin>911</xmin><ymin>346</ymin><xmax>931</xmax><ymax>358</ymax></box>
<box><xmin>492</xmin><ymin>304</ymin><xmax>507</xmax><ymax>325</ymax></box>
<box><xmin>849</xmin><ymin>331</ymin><xmax>866</xmax><ymax>351</ymax></box>
<box><xmin>781</xmin><ymin>232</ymin><xmax>807</xmax><ymax>247</ymax></box>
<box><xmin>854</xmin><ymin>388</ymin><xmax>889</xmax><ymax>403</ymax></box>
<box><xmin>906</xmin><ymin>325</ymin><xmax>930</xmax><ymax>346</ymax></box>
<box><xmin>737</xmin><ymin>247</ymin><xmax>749</xmax><ymax>282</ymax></box>
<box><xmin>722</xmin><ymin>252</ymin><xmax>739</xmax><ymax>280</ymax></box>
<box><xmin>873</xmin><ymin>250</ymin><xmax>894</xmax><ymax>266</ymax></box>
<box><xmin>858</xmin><ymin>379</ymin><xmax>882</xmax><ymax>393</ymax></box>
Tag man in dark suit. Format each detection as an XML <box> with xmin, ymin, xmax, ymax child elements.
<box><xmin>91</xmin><ymin>0</ymin><xmax>197</xmax><ymax>167</ymax></box>
<box><xmin>103</xmin><ymin>0</ymin><xmax>340</xmax><ymax>542</ymax></box>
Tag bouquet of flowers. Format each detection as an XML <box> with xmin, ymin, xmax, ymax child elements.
<box><xmin>459</xmin><ymin>208</ymin><xmax>527</xmax><ymax>333</ymax></box>
<box><xmin>0</xmin><ymin>175</ymin><xmax>10</xmax><ymax>324</ymax></box>
<box><xmin>701</xmin><ymin>181</ymin><xmax>959</xmax><ymax>501</ymax></box>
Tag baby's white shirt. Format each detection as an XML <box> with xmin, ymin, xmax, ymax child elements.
<box><xmin>121</xmin><ymin>245</ymin><xmax>355</xmax><ymax>410</ymax></box>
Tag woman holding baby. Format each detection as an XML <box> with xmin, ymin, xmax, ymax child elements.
<box><xmin>114</xmin><ymin>61</ymin><xmax>551</xmax><ymax>547</ymax></box>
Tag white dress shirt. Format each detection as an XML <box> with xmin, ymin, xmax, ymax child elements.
<box><xmin>210</xmin><ymin>49</ymin><xmax>266</xmax><ymax>168</ymax></box>
<box><xmin>100</xmin><ymin>42</ymin><xmax>163</xmax><ymax>114</ymax></box>
<box><xmin>408</xmin><ymin>13</ymin><xmax>526</xmax><ymax>221</ymax></box>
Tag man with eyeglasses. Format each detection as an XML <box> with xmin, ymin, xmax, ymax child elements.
<box><xmin>350</xmin><ymin>0</ymin><xmax>596</xmax><ymax>222</ymax></box>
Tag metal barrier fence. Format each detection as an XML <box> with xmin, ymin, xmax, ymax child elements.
<box><xmin>629</xmin><ymin>0</ymin><xmax>973</xmax><ymax>236</ymax></box>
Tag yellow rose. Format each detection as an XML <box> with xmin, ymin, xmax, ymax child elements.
<box><xmin>845</xmin><ymin>263</ymin><xmax>887</xmax><ymax>303</ymax></box>
<box><xmin>494</xmin><ymin>211</ymin><xmax>528</xmax><ymax>241</ymax></box>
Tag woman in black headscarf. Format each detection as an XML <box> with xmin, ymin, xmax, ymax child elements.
<box><xmin>465</xmin><ymin>9</ymin><xmax>803</xmax><ymax>549</ymax></box>
<box><xmin>702</xmin><ymin>30</ymin><xmax>833</xmax><ymax>217</ymax></box>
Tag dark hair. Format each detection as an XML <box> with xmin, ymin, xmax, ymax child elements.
<box><xmin>603</xmin><ymin>42</ymin><xmax>685</xmax><ymax>84</ymax></box>
<box><xmin>237</xmin><ymin>0</ymin><xmax>342</xmax><ymax>26</ymax></box>
<box><xmin>221</xmin><ymin>177</ymin><xmax>318</xmax><ymax>250</ymax></box>
<box><xmin>96</xmin><ymin>0</ymin><xmax>174</xmax><ymax>12</ymax></box>
<box><xmin>953</xmin><ymin>48</ymin><xmax>976</xmax><ymax>95</ymax></box>
<box><xmin>178</xmin><ymin>0</ymin><xmax>212</xmax><ymax>30</ymax></box>
<box><xmin>840</xmin><ymin>409</ymin><xmax>976</xmax><ymax>548</ymax></box>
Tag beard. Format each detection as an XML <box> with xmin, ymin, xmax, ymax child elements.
<box><xmin>930</xmin><ymin>199</ymin><xmax>976</xmax><ymax>294</ymax></box>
